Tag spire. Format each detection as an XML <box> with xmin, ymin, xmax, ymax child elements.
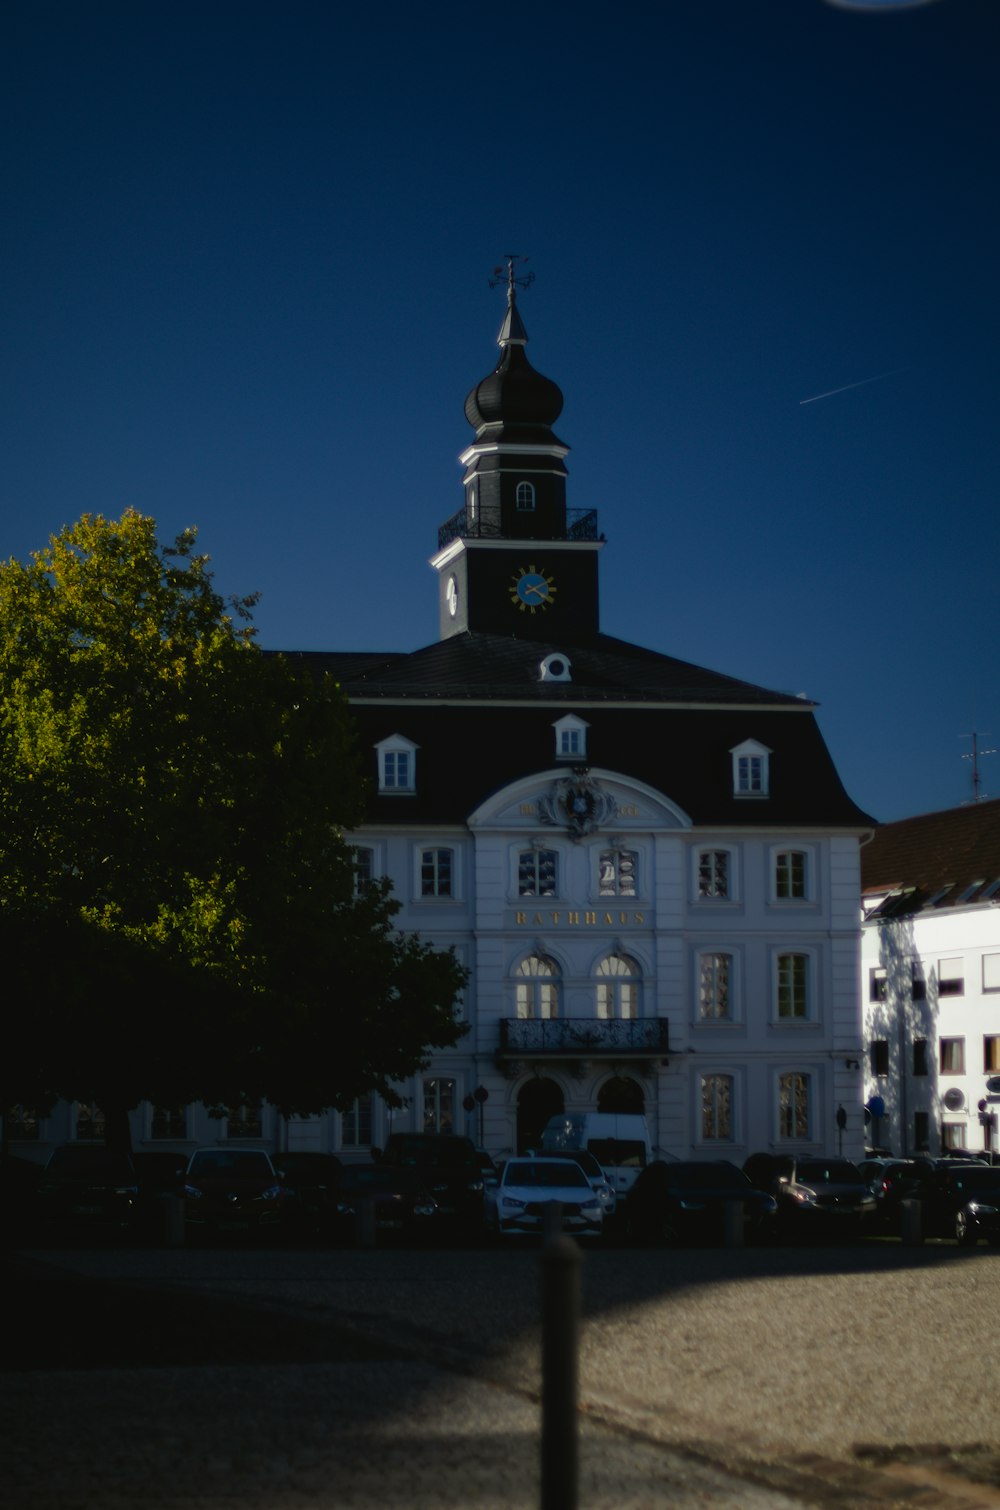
<box><xmin>490</xmin><ymin>255</ymin><xmax>533</xmax><ymax>347</ymax></box>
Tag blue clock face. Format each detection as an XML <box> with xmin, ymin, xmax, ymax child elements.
<box><xmin>511</xmin><ymin>566</ymin><xmax>556</xmax><ymax>613</ymax></box>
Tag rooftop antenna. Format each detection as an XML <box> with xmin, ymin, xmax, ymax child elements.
<box><xmin>488</xmin><ymin>254</ymin><xmax>535</xmax><ymax>296</ymax></box>
<box><xmin>960</xmin><ymin>731</ymin><xmax>995</xmax><ymax>803</ymax></box>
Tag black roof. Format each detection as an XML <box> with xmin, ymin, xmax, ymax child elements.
<box><xmin>273</xmin><ymin>632</ymin><xmax>875</xmax><ymax>830</ymax></box>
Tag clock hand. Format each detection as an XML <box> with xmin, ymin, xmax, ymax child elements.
<box><xmin>523</xmin><ymin>581</ymin><xmax>549</xmax><ymax>599</ymax></box>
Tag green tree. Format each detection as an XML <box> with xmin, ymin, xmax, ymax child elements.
<box><xmin>0</xmin><ymin>511</ymin><xmax>466</xmax><ymax>1149</ymax></box>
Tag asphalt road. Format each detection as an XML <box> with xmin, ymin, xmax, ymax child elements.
<box><xmin>4</xmin><ymin>1234</ymin><xmax>1000</xmax><ymax>1509</ymax></box>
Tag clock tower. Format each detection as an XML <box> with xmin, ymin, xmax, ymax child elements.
<box><xmin>432</xmin><ymin>258</ymin><xmax>603</xmax><ymax>642</ymax></box>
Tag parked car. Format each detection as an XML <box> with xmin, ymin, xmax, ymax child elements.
<box><xmin>858</xmin><ymin>1157</ymin><xmax>936</xmax><ymax>1229</ymax></box>
<box><xmin>270</xmin><ymin>1152</ymin><xmax>344</xmax><ymax>1238</ymax></box>
<box><xmin>484</xmin><ymin>1156</ymin><xmax>604</xmax><ymax>1241</ymax></box>
<box><xmin>380</xmin><ymin>1133</ymin><xmax>488</xmax><ymax>1238</ymax></box>
<box><xmin>34</xmin><ymin>1144</ymin><xmax>140</xmax><ymax>1237</ymax></box>
<box><xmin>742</xmin><ymin>1153</ymin><xmax>876</xmax><ymax>1237</ymax></box>
<box><xmin>918</xmin><ymin>1164</ymin><xmax>1000</xmax><ymax>1245</ymax></box>
<box><xmin>331</xmin><ymin>1162</ymin><xmax>440</xmax><ymax>1244</ymax></box>
<box><xmin>627</xmin><ymin>1160</ymin><xmax>777</xmax><ymax>1245</ymax></box>
<box><xmin>183</xmin><ymin>1148</ymin><xmax>288</xmax><ymax>1239</ymax></box>
<box><xmin>533</xmin><ymin>1146</ymin><xmax>617</xmax><ymax>1224</ymax></box>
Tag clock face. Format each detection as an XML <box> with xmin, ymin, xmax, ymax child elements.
<box><xmin>446</xmin><ymin>575</ymin><xmax>459</xmax><ymax>617</ymax></box>
<box><xmin>510</xmin><ymin>565</ymin><xmax>557</xmax><ymax>614</ymax></box>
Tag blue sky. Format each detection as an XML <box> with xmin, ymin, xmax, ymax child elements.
<box><xmin>3</xmin><ymin>0</ymin><xmax>998</xmax><ymax>823</ymax></box>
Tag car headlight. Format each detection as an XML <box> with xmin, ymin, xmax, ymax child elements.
<box><xmin>114</xmin><ymin>1185</ymin><xmax>139</xmax><ymax>1196</ymax></box>
<box><xmin>971</xmin><ymin>1203</ymin><xmax>998</xmax><ymax>1215</ymax></box>
<box><xmin>336</xmin><ymin>1201</ymin><xmax>356</xmax><ymax>1216</ymax></box>
<box><xmin>679</xmin><ymin>1199</ymin><xmax>706</xmax><ymax>1211</ymax></box>
<box><xmin>413</xmin><ymin>1199</ymin><xmax>438</xmax><ymax>1217</ymax></box>
<box><xmin>261</xmin><ymin>1185</ymin><xmax>284</xmax><ymax>1202</ymax></box>
<box><xmin>582</xmin><ymin>1201</ymin><xmax>602</xmax><ymax>1217</ymax></box>
<box><xmin>184</xmin><ymin>1184</ymin><xmax>202</xmax><ymax>1199</ymax></box>
<box><xmin>501</xmin><ymin>1195</ymin><xmax>526</xmax><ymax>1211</ymax></box>
<box><xmin>789</xmin><ymin>1186</ymin><xmax>817</xmax><ymax>1206</ymax></box>
<box><xmin>466</xmin><ymin>1179</ymin><xmax>484</xmax><ymax>1193</ymax></box>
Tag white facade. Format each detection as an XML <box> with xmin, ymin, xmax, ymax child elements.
<box><xmin>861</xmin><ymin>897</ymin><xmax>1000</xmax><ymax>1156</ymax></box>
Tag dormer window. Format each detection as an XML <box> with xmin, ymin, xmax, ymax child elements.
<box><xmin>731</xmin><ymin>739</ymin><xmax>771</xmax><ymax>798</ymax></box>
<box><xmin>515</xmin><ymin>481</ymin><xmax>536</xmax><ymax>511</ymax></box>
<box><xmin>553</xmin><ymin>713</ymin><xmax>587</xmax><ymax>758</ymax></box>
<box><xmin>375</xmin><ymin>734</ymin><xmax>418</xmax><ymax>793</ymax></box>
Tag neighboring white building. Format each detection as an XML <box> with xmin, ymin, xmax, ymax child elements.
<box><xmin>861</xmin><ymin>800</ymin><xmax>1000</xmax><ymax>1157</ymax></box>
<box><xmin>9</xmin><ymin>269</ymin><xmax>876</xmax><ymax>1167</ymax></box>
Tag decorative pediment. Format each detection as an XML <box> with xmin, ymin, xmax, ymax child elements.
<box><xmin>467</xmin><ymin>768</ymin><xmax>691</xmax><ymax>833</ymax></box>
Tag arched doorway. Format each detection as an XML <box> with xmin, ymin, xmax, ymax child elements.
<box><xmin>597</xmin><ymin>1076</ymin><xmax>645</xmax><ymax>1114</ymax></box>
<box><xmin>517</xmin><ymin>1078</ymin><xmax>564</xmax><ymax>1153</ymax></box>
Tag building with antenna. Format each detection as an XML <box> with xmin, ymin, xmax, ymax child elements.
<box><xmin>861</xmin><ymin>799</ymin><xmax>1000</xmax><ymax>1157</ymax></box>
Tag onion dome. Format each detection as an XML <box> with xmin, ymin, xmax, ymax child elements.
<box><xmin>464</xmin><ymin>279</ymin><xmax>565</xmax><ymax>444</ymax></box>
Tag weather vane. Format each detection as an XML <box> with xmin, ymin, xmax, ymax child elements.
<box><xmin>488</xmin><ymin>254</ymin><xmax>534</xmax><ymax>296</ymax></box>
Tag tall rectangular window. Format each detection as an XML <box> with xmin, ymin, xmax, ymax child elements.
<box><xmin>5</xmin><ymin>1105</ymin><xmax>40</xmax><ymax>1141</ymax></box>
<box><xmin>983</xmin><ymin>954</ymin><xmax>1000</xmax><ymax>992</ymax></box>
<box><xmin>423</xmin><ymin>1078</ymin><xmax>456</xmax><ymax>1135</ymax></box>
<box><xmin>519</xmin><ymin>849</ymin><xmax>557</xmax><ymax>897</ymax></box>
<box><xmin>985</xmin><ymin>1036</ymin><xmax>1000</xmax><ymax>1073</ymax></box>
<box><xmin>942</xmin><ymin>1122</ymin><xmax>967</xmax><ymax>1151</ymax></box>
<box><xmin>697</xmin><ymin>850</ymin><xmax>730</xmax><ymax>899</ymax></box>
<box><xmin>870</xmin><ymin>1040</ymin><xmax>889</xmax><ymax>1077</ymax></box>
<box><xmin>775</xmin><ymin>851</ymin><xmax>807</xmax><ymax>900</ymax></box>
<box><xmin>698</xmin><ymin>953</ymin><xmax>732</xmax><ymax>1020</ymax></box>
<box><xmin>869</xmin><ymin>968</ymin><xmax>887</xmax><ymax>1002</ymax></box>
<box><xmin>421</xmin><ymin>847</ymin><xmax>453</xmax><ymax>897</ymax></box>
<box><xmin>353</xmin><ymin>846</ymin><xmax>375</xmax><ymax>893</ymax></box>
<box><xmin>599</xmin><ymin>849</ymin><xmax>637</xmax><ymax>897</ymax></box>
<box><xmin>914</xmin><ymin>1111</ymin><xmax>930</xmax><ymax>1150</ymax></box>
<box><xmin>701</xmin><ymin>1074</ymin><xmax>733</xmax><ymax>1141</ymax></box>
<box><xmin>227</xmin><ymin>1102</ymin><xmax>262</xmax><ymax>1139</ymax></box>
<box><xmin>342</xmin><ymin>1096</ymin><xmax>372</xmax><ymax>1149</ymax></box>
<box><xmin>938</xmin><ymin>959</ymin><xmax>964</xmax><ymax>996</ymax></box>
<box><xmin>778</xmin><ymin>1072</ymin><xmax>810</xmax><ymax>1140</ymax></box>
<box><xmin>737</xmin><ymin>755</ymin><xmax>765</xmax><ymax>794</ymax></box>
<box><xmin>913</xmin><ymin>1039</ymin><xmax>929</xmax><ymax>1076</ymax></box>
<box><xmin>777</xmin><ymin>953</ymin><xmax>809</xmax><ymax>1019</ymax></box>
<box><xmin>939</xmin><ymin>1038</ymin><xmax>965</xmax><ymax>1074</ymax></box>
<box><xmin>75</xmin><ymin>1103</ymin><xmax>104</xmax><ymax>1141</ymax></box>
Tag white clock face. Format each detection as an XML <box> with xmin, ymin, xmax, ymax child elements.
<box><xmin>446</xmin><ymin>575</ymin><xmax>458</xmax><ymax>617</ymax></box>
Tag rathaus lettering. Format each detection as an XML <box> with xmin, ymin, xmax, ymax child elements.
<box><xmin>516</xmin><ymin>910</ymin><xmax>646</xmax><ymax>927</ymax></box>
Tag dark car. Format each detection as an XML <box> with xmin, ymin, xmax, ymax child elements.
<box><xmin>742</xmin><ymin>1153</ymin><xmax>876</xmax><ymax>1237</ymax></box>
<box><xmin>34</xmin><ymin>1145</ymin><xmax>141</xmax><ymax>1237</ymax></box>
<box><xmin>858</xmin><ymin>1157</ymin><xmax>936</xmax><ymax>1229</ymax></box>
<box><xmin>627</xmin><ymin>1160</ymin><xmax>777</xmax><ymax>1246</ymax></box>
<box><xmin>183</xmin><ymin>1148</ymin><xmax>288</xmax><ymax>1239</ymax></box>
<box><xmin>919</xmin><ymin>1164</ymin><xmax>1000</xmax><ymax>1245</ymax></box>
<box><xmin>270</xmin><ymin>1151</ymin><xmax>344</xmax><ymax>1238</ymax></box>
<box><xmin>331</xmin><ymin>1162</ymin><xmax>440</xmax><ymax>1244</ymax></box>
<box><xmin>380</xmin><ymin>1133</ymin><xmax>488</xmax><ymax>1238</ymax></box>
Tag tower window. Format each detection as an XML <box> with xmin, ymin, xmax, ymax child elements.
<box><xmin>375</xmin><ymin>735</ymin><xmax>418</xmax><ymax>793</ymax></box>
<box><xmin>731</xmin><ymin>739</ymin><xmax>771</xmax><ymax>798</ymax></box>
<box><xmin>515</xmin><ymin>481</ymin><xmax>536</xmax><ymax>511</ymax></box>
<box><xmin>553</xmin><ymin>713</ymin><xmax>586</xmax><ymax>752</ymax></box>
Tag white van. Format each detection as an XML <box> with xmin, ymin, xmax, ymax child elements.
<box><xmin>540</xmin><ymin>1113</ymin><xmax>653</xmax><ymax>1203</ymax></box>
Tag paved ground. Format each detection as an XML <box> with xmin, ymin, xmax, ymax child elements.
<box><xmin>4</xmin><ymin>1236</ymin><xmax>1000</xmax><ymax>1508</ymax></box>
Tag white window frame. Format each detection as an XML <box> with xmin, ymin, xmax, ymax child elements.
<box><xmin>772</xmin><ymin>948</ymin><xmax>815</xmax><ymax>1023</ymax></box>
<box><xmin>695</xmin><ymin>948</ymin><xmax>739</xmax><ymax>1023</ymax></box>
<box><xmin>595</xmin><ymin>952</ymin><xmax>641</xmax><ymax>1020</ymax></box>
<box><xmin>598</xmin><ymin>847</ymin><xmax>639</xmax><ymax>898</ymax></box>
<box><xmin>418</xmin><ymin>844</ymin><xmax>457</xmax><ymax>899</ymax></box>
<box><xmin>376</xmin><ymin>734</ymin><xmax>418</xmax><ymax>794</ymax></box>
<box><xmin>515</xmin><ymin>953</ymin><xmax>561</xmax><ymax>1019</ymax></box>
<box><xmin>731</xmin><ymin>739</ymin><xmax>771</xmax><ymax>798</ymax></box>
<box><xmin>771</xmin><ymin>845</ymin><xmax>814</xmax><ymax>903</ymax></box>
<box><xmin>553</xmin><ymin>713</ymin><xmax>587</xmax><ymax>754</ymax></box>
<box><xmin>517</xmin><ymin>845</ymin><xmax>559</xmax><ymax>898</ymax></box>
<box><xmin>515</xmin><ymin>480</ymin><xmax>536</xmax><ymax>511</ymax></box>
<box><xmin>698</xmin><ymin>1070</ymin><xmax>738</xmax><ymax>1144</ymax></box>
<box><xmin>776</xmin><ymin>1070</ymin><xmax>812</xmax><ymax>1142</ymax></box>
<box><xmin>694</xmin><ymin>846</ymin><xmax>737</xmax><ymax>902</ymax></box>
<box><xmin>423</xmin><ymin>1078</ymin><xmax>457</xmax><ymax>1135</ymax></box>
<box><xmin>340</xmin><ymin>1095</ymin><xmax>374</xmax><ymax>1150</ymax></box>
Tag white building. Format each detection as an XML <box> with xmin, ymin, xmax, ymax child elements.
<box><xmin>861</xmin><ymin>800</ymin><xmax>1000</xmax><ymax>1156</ymax></box>
<box><xmin>11</xmin><ymin>269</ymin><xmax>876</xmax><ymax>1167</ymax></box>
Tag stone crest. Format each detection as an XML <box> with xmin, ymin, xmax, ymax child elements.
<box><xmin>538</xmin><ymin>773</ymin><xmax>617</xmax><ymax>840</ymax></box>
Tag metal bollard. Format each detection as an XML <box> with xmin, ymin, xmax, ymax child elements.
<box><xmin>160</xmin><ymin>1193</ymin><xmax>185</xmax><ymax>1248</ymax></box>
<box><xmin>541</xmin><ymin>1234</ymin><xmax>581</xmax><ymax>1510</ymax></box>
<box><xmin>542</xmin><ymin>1200</ymin><xmax>564</xmax><ymax>1245</ymax></box>
<box><xmin>900</xmin><ymin>1197</ymin><xmax>923</xmax><ymax>1246</ymax></box>
<box><xmin>723</xmin><ymin>1200</ymin><xmax>744</xmax><ymax>1248</ymax></box>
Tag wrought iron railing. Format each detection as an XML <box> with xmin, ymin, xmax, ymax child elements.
<box><xmin>498</xmin><ymin>1017</ymin><xmax>669</xmax><ymax>1057</ymax></box>
<box><xmin>437</xmin><ymin>507</ymin><xmax>601</xmax><ymax>552</ymax></box>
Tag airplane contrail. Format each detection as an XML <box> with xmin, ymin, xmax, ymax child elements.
<box><xmin>799</xmin><ymin>368</ymin><xmax>907</xmax><ymax>405</ymax></box>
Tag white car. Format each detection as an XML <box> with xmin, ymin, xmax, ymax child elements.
<box><xmin>485</xmin><ymin>1157</ymin><xmax>604</xmax><ymax>1240</ymax></box>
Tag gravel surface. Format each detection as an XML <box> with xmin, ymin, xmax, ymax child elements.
<box><xmin>4</xmin><ymin>1238</ymin><xmax>1000</xmax><ymax>1508</ymax></box>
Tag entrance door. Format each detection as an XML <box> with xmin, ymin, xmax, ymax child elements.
<box><xmin>517</xmin><ymin>1078</ymin><xmax>564</xmax><ymax>1153</ymax></box>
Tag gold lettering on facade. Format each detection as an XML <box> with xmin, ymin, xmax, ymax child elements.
<box><xmin>516</xmin><ymin>912</ymin><xmax>528</xmax><ymax>925</ymax></box>
<box><xmin>617</xmin><ymin>804</ymin><xmax>640</xmax><ymax>818</ymax></box>
<box><xmin>533</xmin><ymin>912</ymin><xmax>545</xmax><ymax>926</ymax></box>
<box><xmin>520</xmin><ymin>803</ymin><xmax>536</xmax><ymax>815</ymax></box>
<box><xmin>585</xmin><ymin>912</ymin><xmax>597</xmax><ymax>925</ymax></box>
<box><xmin>567</xmin><ymin>912</ymin><xmax>580</xmax><ymax>925</ymax></box>
<box><xmin>635</xmin><ymin>911</ymin><xmax>645</xmax><ymax>925</ymax></box>
<box><xmin>511</xmin><ymin>909</ymin><xmax>649</xmax><ymax>928</ymax></box>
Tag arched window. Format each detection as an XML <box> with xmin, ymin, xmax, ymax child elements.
<box><xmin>596</xmin><ymin>953</ymin><xmax>640</xmax><ymax>1020</ymax></box>
<box><xmin>516</xmin><ymin>954</ymin><xmax>560</xmax><ymax>1019</ymax></box>
<box><xmin>515</xmin><ymin>480</ymin><xmax>536</xmax><ymax>511</ymax></box>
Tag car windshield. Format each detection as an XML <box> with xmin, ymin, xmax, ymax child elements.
<box><xmin>951</xmin><ymin>1169</ymin><xmax>1000</xmax><ymax>1193</ymax></box>
<box><xmin>670</xmin><ymin>1163</ymin><xmax>748</xmax><ymax>1189</ymax></box>
<box><xmin>505</xmin><ymin>1162</ymin><xmax>589</xmax><ymax>1189</ymax></box>
<box><xmin>47</xmin><ymin>1147</ymin><xmax>135</xmax><ymax>1179</ymax></box>
<box><xmin>795</xmin><ymin>1161</ymin><xmax>862</xmax><ymax>1185</ymax></box>
<box><xmin>339</xmin><ymin>1166</ymin><xmax>402</xmax><ymax>1192</ymax></box>
<box><xmin>188</xmin><ymin>1151</ymin><xmax>274</xmax><ymax>1177</ymax></box>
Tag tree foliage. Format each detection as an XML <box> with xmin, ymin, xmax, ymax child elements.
<box><xmin>0</xmin><ymin>511</ymin><xmax>466</xmax><ymax>1136</ymax></box>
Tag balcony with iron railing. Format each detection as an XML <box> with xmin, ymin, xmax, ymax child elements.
<box><xmin>437</xmin><ymin>506</ymin><xmax>602</xmax><ymax>553</ymax></box>
<box><xmin>497</xmin><ymin>1016</ymin><xmax>669</xmax><ymax>1066</ymax></box>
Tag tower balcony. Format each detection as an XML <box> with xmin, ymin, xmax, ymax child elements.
<box><xmin>496</xmin><ymin>1016</ymin><xmax>669</xmax><ymax>1077</ymax></box>
<box><xmin>437</xmin><ymin>506</ymin><xmax>601</xmax><ymax>553</ymax></box>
